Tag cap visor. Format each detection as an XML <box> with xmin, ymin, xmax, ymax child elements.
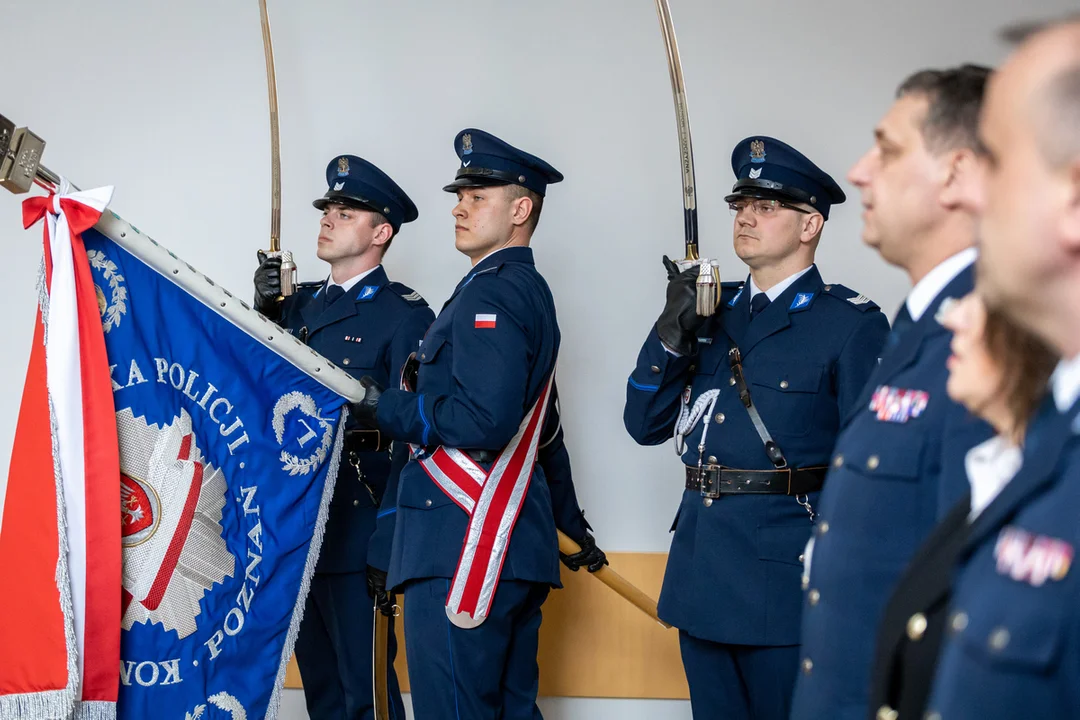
<box><xmin>723</xmin><ymin>187</ymin><xmax>799</xmax><ymax>204</ymax></box>
<box><xmin>312</xmin><ymin>193</ymin><xmax>379</xmax><ymax>213</ymax></box>
<box><xmin>442</xmin><ymin>177</ymin><xmax>511</xmax><ymax>193</ymax></box>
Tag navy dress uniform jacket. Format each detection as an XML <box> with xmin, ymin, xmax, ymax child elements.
<box><xmin>280</xmin><ymin>265</ymin><xmax>434</xmax><ymax>573</ymax></box>
<box><xmin>792</xmin><ymin>265</ymin><xmax>993</xmax><ymax>720</ymax></box>
<box><xmin>867</xmin><ymin>492</ymin><xmax>971</xmax><ymax>720</ymax></box>
<box><xmin>623</xmin><ymin>265</ymin><xmax>889</xmax><ymax>645</ymax></box>
<box><xmin>925</xmin><ymin>398</ymin><xmax>1080</xmax><ymax>719</ymax></box>
<box><xmin>374</xmin><ymin>247</ymin><xmax>589</xmax><ymax>591</ymax></box>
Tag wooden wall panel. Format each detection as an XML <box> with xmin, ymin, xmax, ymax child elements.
<box><xmin>284</xmin><ymin>551</ymin><xmax>689</xmax><ymax>700</ymax></box>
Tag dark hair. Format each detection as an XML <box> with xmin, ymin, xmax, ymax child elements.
<box><xmin>502</xmin><ymin>184</ymin><xmax>544</xmax><ymax>234</ymax></box>
<box><xmin>896</xmin><ymin>65</ymin><xmax>992</xmax><ymax>154</ymax></box>
<box><xmin>983</xmin><ymin>304</ymin><xmax>1058</xmax><ymax>433</ymax></box>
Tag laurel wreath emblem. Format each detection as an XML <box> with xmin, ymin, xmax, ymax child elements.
<box><xmin>87</xmin><ymin>248</ymin><xmax>127</xmax><ymax>333</ymax></box>
<box><xmin>273</xmin><ymin>391</ymin><xmax>334</xmax><ymax>476</ymax></box>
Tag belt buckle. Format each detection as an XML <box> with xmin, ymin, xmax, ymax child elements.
<box><xmin>699</xmin><ymin>464</ymin><xmax>721</xmax><ymax>499</ymax></box>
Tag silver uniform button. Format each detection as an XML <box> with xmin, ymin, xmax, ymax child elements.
<box><xmin>950</xmin><ymin>611</ymin><xmax>969</xmax><ymax>634</ymax></box>
<box><xmin>708</xmin><ymin>456</ymin><xmax>718</xmax><ymax>464</ymax></box>
<box><xmin>907</xmin><ymin>613</ymin><xmax>928</xmax><ymax>641</ymax></box>
<box><xmin>715</xmin><ymin>413</ymin><xmax>726</xmax><ymax>424</ymax></box>
<box><xmin>877</xmin><ymin>706</ymin><xmax>898</xmax><ymax>720</ymax></box>
<box><xmin>801</xmin><ymin>658</ymin><xmax>813</xmax><ymax>675</ymax></box>
<box><xmin>833</xmin><ymin>454</ymin><xmax>844</xmax><ymax>469</ymax></box>
<box><xmin>780</xmin><ymin>380</ymin><xmax>789</xmax><ymax>389</ymax></box>
<box><xmin>867</xmin><ymin>455</ymin><xmax>880</xmax><ymax>470</ymax></box>
<box><xmin>353</xmin><ymin>499</ymin><xmax>359</xmax><ymax>506</ymax></box>
<box><xmin>729</xmin><ymin>376</ymin><xmax>737</xmax><ymax>386</ymax></box>
<box><xmin>650</xmin><ymin>365</ymin><xmax>660</xmax><ymax>373</ymax></box>
<box><xmin>989</xmin><ymin>627</ymin><xmax>1010</xmax><ymax>652</ymax></box>
<box><xmin>798</xmin><ymin>553</ymin><xmax>805</xmax><ymax>563</ymax></box>
<box><xmin>424</xmin><ymin>499</ymin><xmax>432</xmax><ymax>507</ymax></box>
<box><xmin>342</xmin><ymin>358</ymin><xmax>351</xmax><ymax>366</ymax></box>
<box><xmin>703</xmin><ymin>498</ymin><xmax>713</xmax><ymax>508</ymax></box>
<box><xmin>808</xmin><ymin>589</ymin><xmax>821</xmax><ymax>606</ymax></box>
<box><xmin>818</xmin><ymin>521</ymin><xmax>830</xmax><ymax>534</ymax></box>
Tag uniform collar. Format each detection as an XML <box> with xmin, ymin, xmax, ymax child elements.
<box><xmin>905</xmin><ymin>247</ymin><xmax>976</xmax><ymax>322</ymax></box>
<box><xmin>748</xmin><ymin>264</ymin><xmax>815</xmax><ymax>304</ymax></box>
<box><xmin>325</xmin><ymin>264</ymin><xmax>383</xmax><ymax>295</ymax></box>
<box><xmin>470</xmin><ymin>246</ymin><xmax>534</xmax><ymax>276</ymax></box>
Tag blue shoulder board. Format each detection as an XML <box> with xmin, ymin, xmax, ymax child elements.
<box><xmin>820</xmin><ymin>283</ymin><xmax>880</xmax><ymax>312</ymax></box>
<box><xmin>386</xmin><ymin>281</ymin><xmax>429</xmax><ymax>308</ymax></box>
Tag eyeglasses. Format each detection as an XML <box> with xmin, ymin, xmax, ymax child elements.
<box><xmin>728</xmin><ymin>198</ymin><xmax>813</xmax><ymax>217</ymax></box>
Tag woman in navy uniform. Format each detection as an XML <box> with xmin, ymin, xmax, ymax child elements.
<box><xmin>350</xmin><ymin>129</ymin><xmax>606</xmax><ymax>720</ymax></box>
<box><xmin>868</xmin><ymin>293</ymin><xmax>1057</xmax><ymax>720</ymax></box>
<box><xmin>253</xmin><ymin>155</ymin><xmax>433</xmax><ymax>720</ymax></box>
<box><xmin>623</xmin><ymin>136</ymin><xmax>889</xmax><ymax>720</ymax></box>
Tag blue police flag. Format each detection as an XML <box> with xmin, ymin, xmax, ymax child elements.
<box><xmin>83</xmin><ymin>210</ymin><xmax>357</xmax><ymax>720</ymax></box>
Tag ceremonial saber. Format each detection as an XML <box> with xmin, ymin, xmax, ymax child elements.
<box><xmin>653</xmin><ymin>0</ymin><xmax>720</xmax><ymax>315</ymax></box>
<box><xmin>557</xmin><ymin>531</ymin><xmax>671</xmax><ymax>629</ymax></box>
<box><xmin>257</xmin><ymin>0</ymin><xmax>295</xmax><ymax>296</ymax></box>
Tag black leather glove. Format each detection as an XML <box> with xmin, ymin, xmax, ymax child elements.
<box><xmin>560</xmin><ymin>531</ymin><xmax>608</xmax><ymax>573</ymax></box>
<box><xmin>366</xmin><ymin>565</ymin><xmax>395</xmax><ymax>617</ymax></box>
<box><xmin>253</xmin><ymin>250</ymin><xmax>282</xmax><ymax>320</ymax></box>
<box><xmin>350</xmin><ymin>376</ymin><xmax>384</xmax><ymax>428</ymax></box>
<box><xmin>656</xmin><ymin>255</ymin><xmax>707</xmax><ymax>356</ymax></box>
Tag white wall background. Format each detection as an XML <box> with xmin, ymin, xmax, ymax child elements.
<box><xmin>0</xmin><ymin>1</ymin><xmax>1073</xmax><ymax>717</ymax></box>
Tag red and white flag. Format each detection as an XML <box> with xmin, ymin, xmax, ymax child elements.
<box><xmin>0</xmin><ymin>180</ymin><xmax>121</xmax><ymax>719</ymax></box>
<box><xmin>474</xmin><ymin>313</ymin><xmax>497</xmax><ymax>329</ymax></box>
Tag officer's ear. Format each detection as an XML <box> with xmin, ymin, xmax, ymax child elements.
<box><xmin>799</xmin><ymin>210</ymin><xmax>824</xmax><ymax>244</ymax></box>
<box><xmin>510</xmin><ymin>194</ymin><xmax>534</xmax><ymax>228</ymax></box>
<box><xmin>939</xmin><ymin>148</ymin><xmax>979</xmax><ymax>210</ymax></box>
<box><xmin>370</xmin><ymin>220</ymin><xmax>394</xmax><ymax>248</ymax></box>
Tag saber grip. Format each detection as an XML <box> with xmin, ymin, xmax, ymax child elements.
<box><xmin>279</xmin><ymin>250</ymin><xmax>296</xmax><ymax>297</ymax></box>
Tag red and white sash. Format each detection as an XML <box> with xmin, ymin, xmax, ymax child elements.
<box><xmin>416</xmin><ymin>375</ymin><xmax>555</xmax><ymax>628</ymax></box>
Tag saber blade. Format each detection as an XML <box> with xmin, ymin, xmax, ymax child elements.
<box><xmin>653</xmin><ymin>0</ymin><xmax>698</xmax><ymax>261</ymax></box>
<box><xmin>257</xmin><ymin>0</ymin><xmax>282</xmax><ymax>254</ymax></box>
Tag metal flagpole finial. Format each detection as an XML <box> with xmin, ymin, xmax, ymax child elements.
<box><xmin>257</xmin><ymin>0</ymin><xmax>295</xmax><ymax>296</ymax></box>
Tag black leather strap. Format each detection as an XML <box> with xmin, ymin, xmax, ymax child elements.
<box><xmin>685</xmin><ymin>465</ymin><xmax>826</xmax><ymax>498</ymax></box>
<box><xmin>728</xmin><ymin>345</ymin><xmax>788</xmax><ymax>468</ymax></box>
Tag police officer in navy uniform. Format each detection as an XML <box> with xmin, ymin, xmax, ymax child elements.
<box><xmin>623</xmin><ymin>136</ymin><xmax>889</xmax><ymax>719</ymax></box>
<box><xmin>253</xmin><ymin>155</ymin><xmax>434</xmax><ymax>720</ymax></box>
<box><xmin>791</xmin><ymin>66</ymin><xmax>994</xmax><ymax>720</ymax></box>
<box><xmin>918</xmin><ymin>20</ymin><xmax>1080</xmax><ymax>719</ymax></box>
<box><xmin>348</xmin><ymin>129</ymin><xmax>606</xmax><ymax>719</ymax></box>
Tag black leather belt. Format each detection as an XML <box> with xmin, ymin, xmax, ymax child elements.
<box><xmin>685</xmin><ymin>465</ymin><xmax>827</xmax><ymax>499</ymax></box>
<box><xmin>345</xmin><ymin>429</ymin><xmax>387</xmax><ymax>453</ymax></box>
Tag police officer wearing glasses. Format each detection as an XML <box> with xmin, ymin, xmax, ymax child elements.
<box><xmin>623</xmin><ymin>137</ymin><xmax>889</xmax><ymax>720</ymax></box>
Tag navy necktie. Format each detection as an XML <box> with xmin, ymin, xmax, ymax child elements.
<box><xmin>324</xmin><ymin>284</ymin><xmax>345</xmax><ymax>306</ymax></box>
<box><xmin>888</xmin><ymin>303</ymin><xmax>914</xmax><ymax>347</ymax></box>
<box><xmin>750</xmin><ymin>293</ymin><xmax>771</xmax><ymax>320</ymax></box>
